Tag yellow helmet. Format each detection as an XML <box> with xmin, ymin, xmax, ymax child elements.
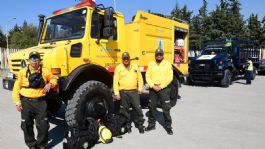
<box><xmin>98</xmin><ymin>125</ymin><xmax>112</xmax><ymax>144</ymax></box>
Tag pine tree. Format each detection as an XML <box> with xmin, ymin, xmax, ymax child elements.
<box><xmin>260</xmin><ymin>16</ymin><xmax>265</xmax><ymax>48</ymax></box>
<box><xmin>246</xmin><ymin>14</ymin><xmax>262</xmax><ymax>48</ymax></box>
<box><xmin>190</xmin><ymin>0</ymin><xmax>209</xmax><ymax>51</ymax></box>
<box><xmin>226</xmin><ymin>0</ymin><xmax>246</xmax><ymax>38</ymax></box>
<box><xmin>170</xmin><ymin>3</ymin><xmax>193</xmax><ymax>23</ymax></box>
<box><xmin>0</xmin><ymin>27</ymin><xmax>6</xmax><ymax>48</ymax></box>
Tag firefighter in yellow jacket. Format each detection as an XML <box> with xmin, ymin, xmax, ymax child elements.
<box><xmin>113</xmin><ymin>52</ymin><xmax>145</xmax><ymax>134</ymax></box>
<box><xmin>12</xmin><ymin>51</ymin><xmax>57</xmax><ymax>149</ymax></box>
<box><xmin>145</xmin><ymin>48</ymin><xmax>173</xmax><ymax>135</ymax></box>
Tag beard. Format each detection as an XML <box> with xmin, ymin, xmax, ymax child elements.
<box><xmin>156</xmin><ymin>58</ymin><xmax>163</xmax><ymax>63</ymax></box>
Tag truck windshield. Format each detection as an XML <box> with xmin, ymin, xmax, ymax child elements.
<box><xmin>201</xmin><ymin>47</ymin><xmax>231</xmax><ymax>55</ymax></box>
<box><xmin>42</xmin><ymin>8</ymin><xmax>87</xmax><ymax>43</ymax></box>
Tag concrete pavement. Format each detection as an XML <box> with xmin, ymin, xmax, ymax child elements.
<box><xmin>1</xmin><ymin>76</ymin><xmax>265</xmax><ymax>149</ymax></box>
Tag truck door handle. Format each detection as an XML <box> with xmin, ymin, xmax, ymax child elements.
<box><xmin>114</xmin><ymin>49</ymin><xmax>121</xmax><ymax>52</ymax></box>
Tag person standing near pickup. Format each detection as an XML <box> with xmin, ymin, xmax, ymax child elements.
<box><xmin>245</xmin><ymin>58</ymin><xmax>253</xmax><ymax>85</ymax></box>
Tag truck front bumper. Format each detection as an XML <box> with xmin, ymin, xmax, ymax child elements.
<box><xmin>2</xmin><ymin>78</ymin><xmax>15</xmax><ymax>90</ymax></box>
<box><xmin>189</xmin><ymin>70</ymin><xmax>224</xmax><ymax>83</ymax></box>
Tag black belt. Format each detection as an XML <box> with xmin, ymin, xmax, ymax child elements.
<box><xmin>21</xmin><ymin>96</ymin><xmax>44</xmax><ymax>102</ymax></box>
<box><xmin>120</xmin><ymin>89</ymin><xmax>137</xmax><ymax>92</ymax></box>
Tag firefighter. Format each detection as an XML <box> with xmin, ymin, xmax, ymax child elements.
<box><xmin>12</xmin><ymin>51</ymin><xmax>57</xmax><ymax>149</ymax></box>
<box><xmin>113</xmin><ymin>52</ymin><xmax>145</xmax><ymax>134</ymax></box>
<box><xmin>245</xmin><ymin>58</ymin><xmax>253</xmax><ymax>84</ymax></box>
<box><xmin>145</xmin><ymin>48</ymin><xmax>174</xmax><ymax>135</ymax></box>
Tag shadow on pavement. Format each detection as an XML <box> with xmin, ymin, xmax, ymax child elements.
<box><xmin>47</xmin><ymin>104</ymin><xmax>66</xmax><ymax>149</ymax></box>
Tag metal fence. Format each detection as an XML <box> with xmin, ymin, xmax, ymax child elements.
<box><xmin>0</xmin><ymin>48</ymin><xmax>22</xmax><ymax>77</ymax></box>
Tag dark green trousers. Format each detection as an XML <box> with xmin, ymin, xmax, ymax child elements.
<box><xmin>21</xmin><ymin>97</ymin><xmax>49</xmax><ymax>148</ymax></box>
<box><xmin>148</xmin><ymin>87</ymin><xmax>172</xmax><ymax>128</ymax></box>
<box><xmin>120</xmin><ymin>91</ymin><xmax>144</xmax><ymax>128</ymax></box>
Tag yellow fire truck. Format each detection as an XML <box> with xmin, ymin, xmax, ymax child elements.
<box><xmin>3</xmin><ymin>0</ymin><xmax>189</xmax><ymax>127</ymax></box>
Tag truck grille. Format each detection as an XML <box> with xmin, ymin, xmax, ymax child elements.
<box><xmin>9</xmin><ymin>53</ymin><xmax>44</xmax><ymax>73</ymax></box>
<box><xmin>190</xmin><ymin>70</ymin><xmax>214</xmax><ymax>82</ymax></box>
<box><xmin>193</xmin><ymin>60</ymin><xmax>214</xmax><ymax>70</ymax></box>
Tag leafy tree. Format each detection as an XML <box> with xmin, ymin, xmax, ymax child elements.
<box><xmin>9</xmin><ymin>21</ymin><xmax>38</xmax><ymax>49</ymax></box>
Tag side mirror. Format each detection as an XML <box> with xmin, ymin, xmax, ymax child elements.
<box><xmin>103</xmin><ymin>7</ymin><xmax>114</xmax><ymax>38</ymax></box>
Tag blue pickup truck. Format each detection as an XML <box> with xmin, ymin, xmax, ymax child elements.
<box><xmin>258</xmin><ymin>59</ymin><xmax>265</xmax><ymax>74</ymax></box>
<box><xmin>189</xmin><ymin>39</ymin><xmax>260</xmax><ymax>87</ymax></box>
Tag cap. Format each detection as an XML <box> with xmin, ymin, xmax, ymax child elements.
<box><xmin>155</xmin><ymin>49</ymin><xmax>164</xmax><ymax>55</ymax></box>
<box><xmin>98</xmin><ymin>125</ymin><xmax>112</xmax><ymax>144</ymax></box>
<box><xmin>29</xmin><ymin>51</ymin><xmax>40</xmax><ymax>59</ymax></box>
<box><xmin>122</xmin><ymin>52</ymin><xmax>130</xmax><ymax>59</ymax></box>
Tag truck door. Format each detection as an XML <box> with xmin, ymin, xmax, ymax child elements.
<box><xmin>89</xmin><ymin>11</ymin><xmax>119</xmax><ymax>70</ymax></box>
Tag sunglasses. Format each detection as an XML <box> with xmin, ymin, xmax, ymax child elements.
<box><xmin>29</xmin><ymin>57</ymin><xmax>40</xmax><ymax>62</ymax></box>
<box><xmin>122</xmin><ymin>57</ymin><xmax>130</xmax><ymax>60</ymax></box>
<box><xmin>155</xmin><ymin>53</ymin><xmax>163</xmax><ymax>57</ymax></box>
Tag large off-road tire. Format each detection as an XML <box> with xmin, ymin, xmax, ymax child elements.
<box><xmin>46</xmin><ymin>91</ymin><xmax>62</xmax><ymax>116</ymax></box>
<box><xmin>65</xmin><ymin>81</ymin><xmax>114</xmax><ymax>127</ymax></box>
<box><xmin>221</xmin><ymin>69</ymin><xmax>232</xmax><ymax>87</ymax></box>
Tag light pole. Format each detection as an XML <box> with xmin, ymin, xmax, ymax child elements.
<box><xmin>6</xmin><ymin>17</ymin><xmax>16</xmax><ymax>50</ymax></box>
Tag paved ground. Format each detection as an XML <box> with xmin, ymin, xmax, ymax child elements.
<box><xmin>1</xmin><ymin>76</ymin><xmax>265</xmax><ymax>149</ymax></box>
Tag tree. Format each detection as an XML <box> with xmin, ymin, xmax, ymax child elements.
<box><xmin>207</xmin><ymin>0</ymin><xmax>230</xmax><ymax>39</ymax></box>
<box><xmin>190</xmin><ymin>0</ymin><xmax>209</xmax><ymax>51</ymax></box>
<box><xmin>170</xmin><ymin>3</ymin><xmax>193</xmax><ymax>23</ymax></box>
<box><xmin>9</xmin><ymin>21</ymin><xmax>38</xmax><ymax>49</ymax></box>
<box><xmin>226</xmin><ymin>0</ymin><xmax>246</xmax><ymax>38</ymax></box>
<box><xmin>260</xmin><ymin>16</ymin><xmax>265</xmax><ymax>48</ymax></box>
<box><xmin>246</xmin><ymin>14</ymin><xmax>262</xmax><ymax>48</ymax></box>
<box><xmin>0</xmin><ymin>27</ymin><xmax>6</xmax><ymax>47</ymax></box>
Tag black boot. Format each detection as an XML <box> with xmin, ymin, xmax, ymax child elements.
<box><xmin>145</xmin><ymin>124</ymin><xmax>155</xmax><ymax>131</ymax></box>
<box><xmin>126</xmin><ymin>124</ymin><xmax>132</xmax><ymax>133</ymax></box>
<box><xmin>165</xmin><ymin>127</ymin><xmax>173</xmax><ymax>135</ymax></box>
<box><xmin>138</xmin><ymin>125</ymin><xmax>145</xmax><ymax>134</ymax></box>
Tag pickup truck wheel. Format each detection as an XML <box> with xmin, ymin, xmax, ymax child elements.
<box><xmin>186</xmin><ymin>76</ymin><xmax>194</xmax><ymax>85</ymax></box>
<box><xmin>65</xmin><ymin>81</ymin><xmax>114</xmax><ymax>127</ymax></box>
<box><xmin>251</xmin><ymin>67</ymin><xmax>257</xmax><ymax>80</ymax></box>
<box><xmin>221</xmin><ymin>69</ymin><xmax>232</xmax><ymax>87</ymax></box>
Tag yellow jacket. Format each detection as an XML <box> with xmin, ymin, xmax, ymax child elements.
<box><xmin>146</xmin><ymin>60</ymin><xmax>173</xmax><ymax>89</ymax></box>
<box><xmin>246</xmin><ymin>60</ymin><xmax>253</xmax><ymax>71</ymax></box>
<box><xmin>113</xmin><ymin>63</ymin><xmax>143</xmax><ymax>96</ymax></box>
<box><xmin>12</xmin><ymin>66</ymin><xmax>57</xmax><ymax>105</ymax></box>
